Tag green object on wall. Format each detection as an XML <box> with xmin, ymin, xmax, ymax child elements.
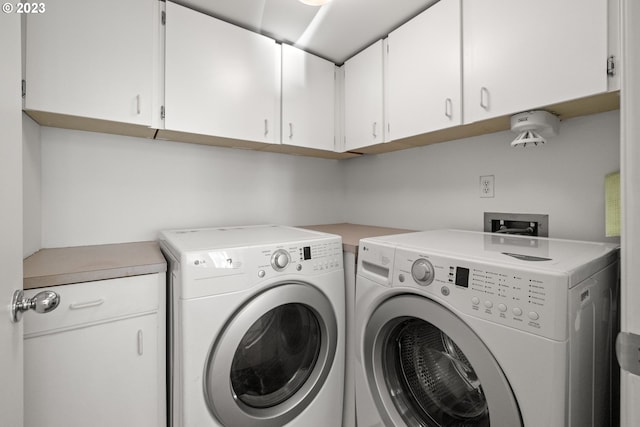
<box><xmin>605</xmin><ymin>171</ymin><xmax>620</xmax><ymax>237</ymax></box>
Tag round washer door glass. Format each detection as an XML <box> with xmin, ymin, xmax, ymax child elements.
<box><xmin>231</xmin><ymin>303</ymin><xmax>321</xmax><ymax>408</ymax></box>
<box><xmin>364</xmin><ymin>295</ymin><xmax>522</xmax><ymax>427</ymax></box>
<box><xmin>204</xmin><ymin>282</ymin><xmax>338</xmax><ymax>427</ymax></box>
<box><xmin>385</xmin><ymin>318</ymin><xmax>488</xmax><ymax>425</ymax></box>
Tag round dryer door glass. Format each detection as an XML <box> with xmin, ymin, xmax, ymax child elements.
<box><xmin>384</xmin><ymin>318</ymin><xmax>489</xmax><ymax>426</ymax></box>
<box><xmin>230</xmin><ymin>303</ymin><xmax>321</xmax><ymax>408</ymax></box>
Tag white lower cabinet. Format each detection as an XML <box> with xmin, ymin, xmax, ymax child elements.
<box><xmin>23</xmin><ymin>274</ymin><xmax>166</xmax><ymax>427</ymax></box>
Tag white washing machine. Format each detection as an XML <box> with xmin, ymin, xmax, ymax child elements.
<box><xmin>159</xmin><ymin>225</ymin><xmax>345</xmax><ymax>427</ymax></box>
<box><xmin>355</xmin><ymin>229</ymin><xmax>619</xmax><ymax>427</ymax></box>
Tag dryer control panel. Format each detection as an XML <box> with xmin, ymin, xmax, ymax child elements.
<box><xmin>392</xmin><ymin>248</ymin><xmax>569</xmax><ymax>341</ymax></box>
<box><xmin>179</xmin><ymin>238</ymin><xmax>343</xmax><ymax>299</ymax></box>
<box><xmin>256</xmin><ymin>239</ymin><xmax>344</xmax><ymax>280</ymax></box>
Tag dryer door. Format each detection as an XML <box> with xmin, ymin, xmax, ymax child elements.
<box><xmin>204</xmin><ymin>282</ymin><xmax>337</xmax><ymax>427</ymax></box>
<box><xmin>363</xmin><ymin>294</ymin><xmax>522</xmax><ymax>427</ymax></box>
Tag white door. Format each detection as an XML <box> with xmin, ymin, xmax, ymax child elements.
<box><xmin>24</xmin><ymin>0</ymin><xmax>158</xmax><ymax>126</ymax></box>
<box><xmin>343</xmin><ymin>40</ymin><xmax>385</xmax><ymax>151</ymax></box>
<box><xmin>620</xmin><ymin>1</ymin><xmax>640</xmax><ymax>425</ymax></box>
<box><xmin>0</xmin><ymin>11</ymin><xmax>24</xmax><ymax>426</ymax></box>
<box><xmin>281</xmin><ymin>44</ymin><xmax>336</xmax><ymax>151</ymax></box>
<box><xmin>387</xmin><ymin>0</ymin><xmax>462</xmax><ymax>140</ymax></box>
<box><xmin>463</xmin><ymin>0</ymin><xmax>608</xmax><ymax>124</ymax></box>
<box><xmin>164</xmin><ymin>1</ymin><xmax>280</xmax><ymax>144</ymax></box>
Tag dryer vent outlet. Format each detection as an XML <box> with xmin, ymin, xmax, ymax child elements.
<box><xmin>484</xmin><ymin>212</ymin><xmax>549</xmax><ymax>237</ymax></box>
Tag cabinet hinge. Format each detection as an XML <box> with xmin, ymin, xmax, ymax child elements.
<box><xmin>607</xmin><ymin>55</ymin><xmax>616</xmax><ymax>76</ymax></box>
<box><xmin>161</xmin><ymin>10</ymin><xmax>166</xmax><ymax>25</ymax></box>
<box><xmin>160</xmin><ymin>106</ymin><xmax>165</xmax><ymax>120</ymax></box>
<box><xmin>21</xmin><ymin>79</ymin><xmax>26</xmax><ymax>98</ymax></box>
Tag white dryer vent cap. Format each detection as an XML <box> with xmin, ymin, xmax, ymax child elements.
<box><xmin>510</xmin><ymin>110</ymin><xmax>560</xmax><ymax>147</ymax></box>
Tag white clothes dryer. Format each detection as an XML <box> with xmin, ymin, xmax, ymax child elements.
<box><xmin>160</xmin><ymin>225</ymin><xmax>345</xmax><ymax>427</ymax></box>
<box><xmin>355</xmin><ymin>230</ymin><xmax>619</xmax><ymax>427</ymax></box>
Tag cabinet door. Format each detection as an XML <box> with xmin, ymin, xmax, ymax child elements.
<box><xmin>282</xmin><ymin>44</ymin><xmax>336</xmax><ymax>151</ymax></box>
<box><xmin>463</xmin><ymin>0</ymin><xmax>609</xmax><ymax>124</ymax></box>
<box><xmin>344</xmin><ymin>40</ymin><xmax>385</xmax><ymax>151</ymax></box>
<box><xmin>24</xmin><ymin>314</ymin><xmax>160</xmax><ymax>427</ymax></box>
<box><xmin>387</xmin><ymin>0</ymin><xmax>462</xmax><ymax>141</ymax></box>
<box><xmin>164</xmin><ymin>2</ymin><xmax>279</xmax><ymax>144</ymax></box>
<box><xmin>24</xmin><ymin>0</ymin><xmax>157</xmax><ymax>126</ymax></box>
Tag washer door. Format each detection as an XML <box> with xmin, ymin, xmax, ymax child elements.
<box><xmin>364</xmin><ymin>295</ymin><xmax>522</xmax><ymax>427</ymax></box>
<box><xmin>204</xmin><ymin>282</ymin><xmax>337</xmax><ymax>427</ymax></box>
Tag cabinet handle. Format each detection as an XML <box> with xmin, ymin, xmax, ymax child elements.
<box><xmin>69</xmin><ymin>299</ymin><xmax>105</xmax><ymax>310</ymax></box>
<box><xmin>445</xmin><ymin>98</ymin><xmax>453</xmax><ymax>119</ymax></box>
<box><xmin>372</xmin><ymin>122</ymin><xmax>377</xmax><ymax>138</ymax></box>
<box><xmin>480</xmin><ymin>87</ymin><xmax>490</xmax><ymax>110</ymax></box>
<box><xmin>136</xmin><ymin>94</ymin><xmax>141</xmax><ymax>115</ymax></box>
<box><xmin>289</xmin><ymin>123</ymin><xmax>293</xmax><ymax>139</ymax></box>
<box><xmin>264</xmin><ymin>119</ymin><xmax>268</xmax><ymax>137</ymax></box>
<box><xmin>137</xmin><ymin>330</ymin><xmax>144</xmax><ymax>356</ymax></box>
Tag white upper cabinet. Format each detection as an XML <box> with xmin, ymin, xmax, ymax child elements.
<box><xmin>281</xmin><ymin>44</ymin><xmax>336</xmax><ymax>151</ymax></box>
<box><xmin>24</xmin><ymin>0</ymin><xmax>159</xmax><ymax>127</ymax></box>
<box><xmin>463</xmin><ymin>0</ymin><xmax>610</xmax><ymax>124</ymax></box>
<box><xmin>387</xmin><ymin>0</ymin><xmax>462</xmax><ymax>141</ymax></box>
<box><xmin>164</xmin><ymin>2</ymin><xmax>279</xmax><ymax>144</ymax></box>
<box><xmin>344</xmin><ymin>40</ymin><xmax>385</xmax><ymax>151</ymax></box>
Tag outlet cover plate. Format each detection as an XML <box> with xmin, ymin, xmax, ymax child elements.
<box><xmin>480</xmin><ymin>175</ymin><xmax>495</xmax><ymax>198</ymax></box>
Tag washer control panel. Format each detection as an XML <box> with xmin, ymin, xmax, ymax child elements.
<box><xmin>256</xmin><ymin>239</ymin><xmax>343</xmax><ymax>279</ymax></box>
<box><xmin>393</xmin><ymin>248</ymin><xmax>568</xmax><ymax>341</ymax></box>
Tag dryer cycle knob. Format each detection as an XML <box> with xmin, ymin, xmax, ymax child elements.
<box><xmin>271</xmin><ymin>249</ymin><xmax>290</xmax><ymax>271</ymax></box>
<box><xmin>411</xmin><ymin>259</ymin><xmax>435</xmax><ymax>286</ymax></box>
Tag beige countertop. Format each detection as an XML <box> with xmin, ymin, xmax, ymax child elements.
<box><xmin>23</xmin><ymin>225</ymin><xmax>410</xmax><ymax>288</ymax></box>
<box><xmin>23</xmin><ymin>241</ymin><xmax>167</xmax><ymax>290</ymax></box>
<box><xmin>300</xmin><ymin>223</ymin><xmax>414</xmax><ymax>253</ymax></box>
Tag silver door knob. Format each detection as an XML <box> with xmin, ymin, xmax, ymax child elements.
<box><xmin>11</xmin><ymin>289</ymin><xmax>60</xmax><ymax>323</ymax></box>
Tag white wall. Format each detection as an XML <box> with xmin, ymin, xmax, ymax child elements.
<box><xmin>23</xmin><ymin>114</ymin><xmax>41</xmax><ymax>257</ymax></box>
<box><xmin>40</xmin><ymin>128</ymin><xmax>346</xmax><ymax>247</ymax></box>
<box><xmin>35</xmin><ymin>110</ymin><xmax>619</xmax><ymax>249</ymax></box>
<box><xmin>344</xmin><ymin>110</ymin><xmax>620</xmax><ymax>243</ymax></box>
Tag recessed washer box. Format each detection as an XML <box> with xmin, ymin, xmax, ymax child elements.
<box><xmin>484</xmin><ymin>212</ymin><xmax>549</xmax><ymax>237</ymax></box>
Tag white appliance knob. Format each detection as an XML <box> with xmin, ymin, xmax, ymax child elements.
<box><xmin>411</xmin><ymin>259</ymin><xmax>435</xmax><ymax>286</ymax></box>
<box><xmin>271</xmin><ymin>249</ymin><xmax>290</xmax><ymax>271</ymax></box>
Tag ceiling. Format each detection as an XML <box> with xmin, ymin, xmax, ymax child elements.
<box><xmin>173</xmin><ymin>0</ymin><xmax>439</xmax><ymax>64</ymax></box>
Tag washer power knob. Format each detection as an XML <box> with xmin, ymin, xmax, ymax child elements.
<box><xmin>271</xmin><ymin>249</ymin><xmax>290</xmax><ymax>271</ymax></box>
<box><xmin>411</xmin><ymin>259</ymin><xmax>435</xmax><ymax>286</ymax></box>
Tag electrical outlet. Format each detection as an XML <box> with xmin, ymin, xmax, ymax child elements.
<box><xmin>480</xmin><ymin>175</ymin><xmax>495</xmax><ymax>198</ymax></box>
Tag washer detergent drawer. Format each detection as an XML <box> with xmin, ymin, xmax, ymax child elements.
<box><xmin>24</xmin><ymin>274</ymin><xmax>160</xmax><ymax>336</ymax></box>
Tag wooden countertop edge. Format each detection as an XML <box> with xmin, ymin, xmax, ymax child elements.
<box><xmin>23</xmin><ymin>241</ymin><xmax>167</xmax><ymax>289</ymax></box>
<box><xmin>23</xmin><ymin>264</ymin><xmax>167</xmax><ymax>290</ymax></box>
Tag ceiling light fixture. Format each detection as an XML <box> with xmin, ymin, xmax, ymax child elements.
<box><xmin>509</xmin><ymin>110</ymin><xmax>560</xmax><ymax>148</ymax></box>
<box><xmin>299</xmin><ymin>0</ymin><xmax>332</xmax><ymax>6</ymax></box>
